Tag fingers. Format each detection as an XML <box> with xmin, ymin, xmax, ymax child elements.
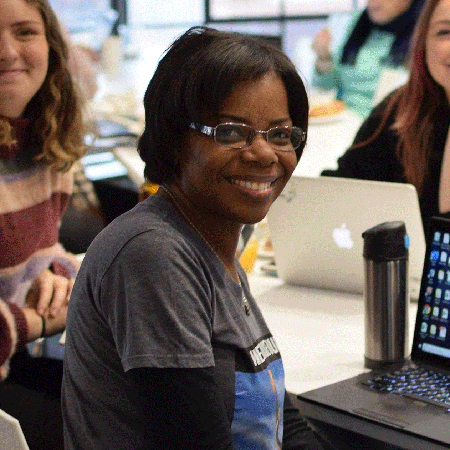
<box><xmin>28</xmin><ymin>270</ymin><xmax>74</xmax><ymax>318</ymax></box>
<box><xmin>44</xmin><ymin>304</ymin><xmax>69</xmax><ymax>337</ymax></box>
<box><xmin>312</xmin><ymin>28</ymin><xmax>331</xmax><ymax>58</ymax></box>
<box><xmin>34</xmin><ymin>270</ymin><xmax>54</xmax><ymax>316</ymax></box>
<box><xmin>46</xmin><ymin>276</ymin><xmax>73</xmax><ymax>318</ymax></box>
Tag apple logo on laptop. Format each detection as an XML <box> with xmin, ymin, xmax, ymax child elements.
<box><xmin>332</xmin><ymin>223</ymin><xmax>354</xmax><ymax>249</ymax></box>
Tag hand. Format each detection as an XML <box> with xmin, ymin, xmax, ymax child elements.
<box><xmin>312</xmin><ymin>28</ymin><xmax>332</xmax><ymax>59</ymax></box>
<box><xmin>25</xmin><ymin>269</ymin><xmax>74</xmax><ymax>318</ymax></box>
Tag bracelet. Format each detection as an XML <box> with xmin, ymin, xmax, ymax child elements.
<box><xmin>40</xmin><ymin>316</ymin><xmax>46</xmax><ymax>338</ymax></box>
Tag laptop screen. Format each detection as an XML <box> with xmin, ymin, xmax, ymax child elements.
<box><xmin>412</xmin><ymin>216</ymin><xmax>450</xmax><ymax>366</ymax></box>
<box><xmin>267</xmin><ymin>176</ymin><xmax>425</xmax><ymax>296</ymax></box>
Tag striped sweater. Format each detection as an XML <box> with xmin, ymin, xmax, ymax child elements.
<box><xmin>0</xmin><ymin>119</ymin><xmax>79</xmax><ymax>380</ymax></box>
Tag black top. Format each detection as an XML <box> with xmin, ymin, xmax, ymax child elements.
<box><xmin>321</xmin><ymin>92</ymin><xmax>450</xmax><ymax>235</ymax></box>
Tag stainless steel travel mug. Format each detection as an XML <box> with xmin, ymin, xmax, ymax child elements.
<box><xmin>363</xmin><ymin>221</ymin><xmax>409</xmax><ymax>369</ymax></box>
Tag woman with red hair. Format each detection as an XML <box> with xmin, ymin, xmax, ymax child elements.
<box><xmin>322</xmin><ymin>0</ymin><xmax>450</xmax><ymax>235</ymax></box>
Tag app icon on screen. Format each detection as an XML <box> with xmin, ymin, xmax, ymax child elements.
<box><xmin>423</xmin><ymin>304</ymin><xmax>431</xmax><ymax>314</ymax></box>
<box><xmin>430</xmin><ymin>324</ymin><xmax>437</xmax><ymax>335</ymax></box>
<box><xmin>442</xmin><ymin>308</ymin><xmax>449</xmax><ymax>320</ymax></box>
<box><xmin>439</xmin><ymin>327</ymin><xmax>447</xmax><ymax>339</ymax></box>
<box><xmin>421</xmin><ymin>322</ymin><xmax>428</xmax><ymax>333</ymax></box>
<box><xmin>445</xmin><ymin>233</ymin><xmax>450</xmax><ymax>244</ymax></box>
<box><xmin>431</xmin><ymin>251</ymin><xmax>440</xmax><ymax>261</ymax></box>
<box><xmin>433</xmin><ymin>306</ymin><xmax>440</xmax><ymax>317</ymax></box>
<box><xmin>441</xmin><ymin>252</ymin><xmax>448</xmax><ymax>263</ymax></box>
<box><xmin>435</xmin><ymin>232</ymin><xmax>441</xmax><ymax>242</ymax></box>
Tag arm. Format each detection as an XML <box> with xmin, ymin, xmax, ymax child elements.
<box><xmin>0</xmin><ymin>297</ymin><xmax>67</xmax><ymax>381</ymax></box>
<box><xmin>311</xmin><ymin>12</ymin><xmax>362</xmax><ymax>93</ymax></box>
<box><xmin>0</xmin><ymin>301</ymin><xmax>28</xmax><ymax>380</ymax></box>
<box><xmin>311</xmin><ymin>44</ymin><xmax>340</xmax><ymax>92</ymax></box>
<box><xmin>126</xmin><ymin>366</ymin><xmax>234</xmax><ymax>449</ymax></box>
<box><xmin>311</xmin><ymin>28</ymin><xmax>334</xmax><ymax>75</ymax></box>
<box><xmin>311</xmin><ymin>20</ymin><xmax>347</xmax><ymax>91</ymax></box>
<box><xmin>282</xmin><ymin>392</ymin><xmax>328</xmax><ymax>450</ymax></box>
<box><xmin>22</xmin><ymin>268</ymin><xmax>73</xmax><ymax>340</ymax></box>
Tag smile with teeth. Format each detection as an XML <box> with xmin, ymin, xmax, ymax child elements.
<box><xmin>231</xmin><ymin>178</ymin><xmax>273</xmax><ymax>191</ymax></box>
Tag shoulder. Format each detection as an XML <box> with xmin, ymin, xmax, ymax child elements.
<box><xmin>322</xmin><ymin>91</ymin><xmax>402</xmax><ymax>179</ymax></box>
<box><xmin>87</xmin><ymin>197</ymin><xmax>177</xmax><ymax>255</ymax></box>
<box><xmin>82</xmin><ymin>196</ymin><xmax>212</xmax><ymax>282</ymax></box>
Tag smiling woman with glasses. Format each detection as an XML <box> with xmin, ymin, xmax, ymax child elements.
<box><xmin>61</xmin><ymin>26</ymin><xmax>329</xmax><ymax>450</ymax></box>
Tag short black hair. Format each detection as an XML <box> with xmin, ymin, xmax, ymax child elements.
<box><xmin>138</xmin><ymin>26</ymin><xmax>309</xmax><ymax>185</ymax></box>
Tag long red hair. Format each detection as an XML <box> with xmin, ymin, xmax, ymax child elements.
<box><xmin>352</xmin><ymin>0</ymin><xmax>448</xmax><ymax>195</ymax></box>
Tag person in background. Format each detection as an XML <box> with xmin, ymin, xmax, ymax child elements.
<box><xmin>61</xmin><ymin>26</ymin><xmax>336</xmax><ymax>450</ymax></box>
<box><xmin>49</xmin><ymin>0</ymin><xmax>119</xmax><ymax>98</ymax></box>
<box><xmin>0</xmin><ymin>0</ymin><xmax>85</xmax><ymax>448</ymax></box>
<box><xmin>66</xmin><ymin>31</ymin><xmax>99</xmax><ymax>100</ymax></box>
<box><xmin>312</xmin><ymin>0</ymin><xmax>425</xmax><ymax>117</ymax></box>
<box><xmin>321</xmin><ymin>0</ymin><xmax>450</xmax><ymax>236</ymax></box>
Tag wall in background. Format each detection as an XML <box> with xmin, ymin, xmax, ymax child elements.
<box><xmin>126</xmin><ymin>0</ymin><xmax>364</xmax><ymax>25</ymax></box>
<box><xmin>49</xmin><ymin>0</ymin><xmax>367</xmax><ymax>99</ymax></box>
<box><xmin>123</xmin><ymin>0</ymin><xmax>365</xmax><ymax>85</ymax></box>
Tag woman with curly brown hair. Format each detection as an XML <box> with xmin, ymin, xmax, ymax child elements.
<box><xmin>0</xmin><ymin>0</ymin><xmax>85</xmax><ymax>448</ymax></box>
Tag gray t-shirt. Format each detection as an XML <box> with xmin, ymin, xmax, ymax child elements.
<box><xmin>62</xmin><ymin>195</ymin><xmax>285</xmax><ymax>449</ymax></box>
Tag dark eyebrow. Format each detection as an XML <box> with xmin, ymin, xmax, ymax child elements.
<box><xmin>430</xmin><ymin>20</ymin><xmax>450</xmax><ymax>27</ymax></box>
<box><xmin>12</xmin><ymin>20</ymin><xmax>44</xmax><ymax>27</ymax></box>
<box><xmin>216</xmin><ymin>113</ymin><xmax>291</xmax><ymax>125</ymax></box>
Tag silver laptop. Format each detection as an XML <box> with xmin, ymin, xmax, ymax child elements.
<box><xmin>0</xmin><ymin>408</ymin><xmax>30</xmax><ymax>450</ymax></box>
<box><xmin>266</xmin><ymin>176</ymin><xmax>425</xmax><ymax>299</ymax></box>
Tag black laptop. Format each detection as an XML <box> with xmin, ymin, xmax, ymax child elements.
<box><xmin>296</xmin><ymin>216</ymin><xmax>450</xmax><ymax>450</ymax></box>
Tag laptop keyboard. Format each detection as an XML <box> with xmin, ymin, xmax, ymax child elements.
<box><xmin>362</xmin><ymin>365</ymin><xmax>450</xmax><ymax>409</ymax></box>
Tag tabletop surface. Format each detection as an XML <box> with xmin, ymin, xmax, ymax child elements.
<box><xmin>247</xmin><ymin>272</ymin><xmax>418</xmax><ymax>396</ymax></box>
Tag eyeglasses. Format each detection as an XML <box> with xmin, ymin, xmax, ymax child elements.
<box><xmin>189</xmin><ymin>122</ymin><xmax>306</xmax><ymax>152</ymax></box>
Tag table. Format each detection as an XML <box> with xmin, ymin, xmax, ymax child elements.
<box><xmin>247</xmin><ymin>272</ymin><xmax>436</xmax><ymax>449</ymax></box>
<box><xmin>247</xmin><ymin>272</ymin><xmax>418</xmax><ymax>395</ymax></box>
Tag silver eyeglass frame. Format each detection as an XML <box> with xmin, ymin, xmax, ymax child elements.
<box><xmin>189</xmin><ymin>122</ymin><xmax>306</xmax><ymax>151</ymax></box>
